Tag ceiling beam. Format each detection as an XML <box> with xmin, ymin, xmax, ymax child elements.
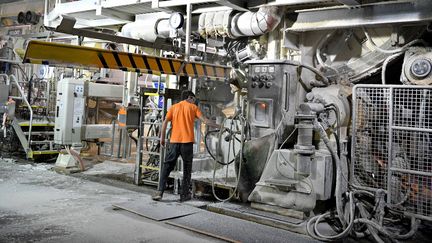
<box><xmin>216</xmin><ymin>0</ymin><xmax>249</xmax><ymax>11</ymax></box>
<box><xmin>336</xmin><ymin>0</ymin><xmax>360</xmax><ymax>6</ymax></box>
<box><xmin>286</xmin><ymin>0</ymin><xmax>432</xmax><ymax>32</ymax></box>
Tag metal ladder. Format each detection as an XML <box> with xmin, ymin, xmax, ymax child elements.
<box><xmin>135</xmin><ymin>85</ymin><xmax>167</xmax><ymax>186</ymax></box>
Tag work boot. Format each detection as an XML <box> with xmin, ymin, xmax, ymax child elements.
<box><xmin>152</xmin><ymin>191</ymin><xmax>163</xmax><ymax>201</ymax></box>
<box><xmin>179</xmin><ymin>193</ymin><xmax>192</xmax><ymax>202</ymax></box>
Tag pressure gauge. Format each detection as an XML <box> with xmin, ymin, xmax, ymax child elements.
<box><xmin>410</xmin><ymin>58</ymin><xmax>431</xmax><ymax>79</ymax></box>
<box><xmin>169</xmin><ymin>12</ymin><xmax>184</xmax><ymax>29</ymax></box>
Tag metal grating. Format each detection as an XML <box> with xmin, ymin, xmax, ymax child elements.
<box><xmin>352</xmin><ymin>85</ymin><xmax>432</xmax><ymax>221</ymax></box>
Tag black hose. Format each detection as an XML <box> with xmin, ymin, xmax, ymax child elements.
<box><xmin>204</xmin><ymin>129</ymin><xmax>236</xmax><ymax>165</ymax></box>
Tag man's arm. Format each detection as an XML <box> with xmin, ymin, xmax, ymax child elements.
<box><xmin>160</xmin><ymin>118</ymin><xmax>169</xmax><ymax>147</ymax></box>
<box><xmin>199</xmin><ymin>116</ymin><xmax>219</xmax><ymax>128</ymax></box>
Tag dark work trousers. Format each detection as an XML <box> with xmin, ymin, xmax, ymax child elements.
<box><xmin>158</xmin><ymin>142</ymin><xmax>193</xmax><ymax>196</ymax></box>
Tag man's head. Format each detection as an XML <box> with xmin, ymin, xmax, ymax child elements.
<box><xmin>181</xmin><ymin>90</ymin><xmax>196</xmax><ymax>104</ymax></box>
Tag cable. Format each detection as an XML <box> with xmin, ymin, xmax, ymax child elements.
<box><xmin>278</xmin><ymin>127</ymin><xmax>297</xmax><ymax>149</ymax></box>
<box><xmin>205</xmin><ymin>129</ymin><xmax>236</xmax><ymax>165</ymax></box>
<box><xmin>307</xmin><ymin>119</ymin><xmax>421</xmax><ymax>242</ymax></box>
<box><xmin>210</xmin><ymin>115</ymin><xmax>246</xmax><ymax>202</ymax></box>
<box><xmin>298</xmin><ymin>62</ymin><xmax>331</xmax><ymax>86</ymax></box>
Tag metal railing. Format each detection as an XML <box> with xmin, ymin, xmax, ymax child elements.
<box><xmin>9</xmin><ymin>74</ymin><xmax>33</xmax><ymax>148</ymax></box>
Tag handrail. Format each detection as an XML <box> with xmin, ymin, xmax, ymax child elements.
<box><xmin>9</xmin><ymin>74</ymin><xmax>33</xmax><ymax>147</ymax></box>
<box><xmin>0</xmin><ymin>74</ymin><xmax>9</xmax><ymax>85</ymax></box>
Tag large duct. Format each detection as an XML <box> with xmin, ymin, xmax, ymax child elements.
<box><xmin>198</xmin><ymin>6</ymin><xmax>282</xmax><ymax>39</ymax></box>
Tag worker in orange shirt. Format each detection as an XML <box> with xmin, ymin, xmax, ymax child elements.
<box><xmin>152</xmin><ymin>90</ymin><xmax>218</xmax><ymax>201</ymax></box>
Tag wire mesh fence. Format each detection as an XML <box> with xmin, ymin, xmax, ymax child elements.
<box><xmin>352</xmin><ymin>85</ymin><xmax>432</xmax><ymax>221</ymax></box>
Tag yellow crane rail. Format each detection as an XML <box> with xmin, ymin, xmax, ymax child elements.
<box><xmin>24</xmin><ymin>41</ymin><xmax>230</xmax><ymax>80</ymax></box>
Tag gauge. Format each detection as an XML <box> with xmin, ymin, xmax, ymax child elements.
<box><xmin>410</xmin><ymin>58</ymin><xmax>431</xmax><ymax>79</ymax></box>
<box><xmin>169</xmin><ymin>12</ymin><xmax>184</xmax><ymax>29</ymax></box>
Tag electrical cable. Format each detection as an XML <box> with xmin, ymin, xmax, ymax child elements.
<box><xmin>278</xmin><ymin>127</ymin><xmax>297</xmax><ymax>149</ymax></box>
<box><xmin>295</xmin><ymin>62</ymin><xmax>331</xmax><ymax>86</ymax></box>
<box><xmin>314</xmin><ymin>120</ymin><xmax>347</xmax><ymax>227</ymax></box>
<box><xmin>210</xmin><ymin>115</ymin><xmax>246</xmax><ymax>202</ymax></box>
<box><xmin>307</xmin><ymin>120</ymin><xmax>421</xmax><ymax>242</ymax></box>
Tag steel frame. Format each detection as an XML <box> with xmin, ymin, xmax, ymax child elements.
<box><xmin>285</xmin><ymin>0</ymin><xmax>432</xmax><ymax>32</ymax></box>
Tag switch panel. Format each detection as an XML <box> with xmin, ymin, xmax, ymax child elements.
<box><xmin>54</xmin><ymin>78</ymin><xmax>86</xmax><ymax>145</ymax></box>
<box><xmin>246</xmin><ymin>60</ymin><xmax>300</xmax><ymax>142</ymax></box>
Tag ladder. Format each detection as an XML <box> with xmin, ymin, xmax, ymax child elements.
<box><xmin>134</xmin><ymin>86</ymin><xmax>183</xmax><ymax>186</ymax></box>
<box><xmin>135</xmin><ymin>86</ymin><xmax>167</xmax><ymax>186</ymax></box>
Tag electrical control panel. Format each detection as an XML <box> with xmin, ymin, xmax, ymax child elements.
<box><xmin>54</xmin><ymin>78</ymin><xmax>86</xmax><ymax>145</ymax></box>
<box><xmin>246</xmin><ymin>60</ymin><xmax>300</xmax><ymax>141</ymax></box>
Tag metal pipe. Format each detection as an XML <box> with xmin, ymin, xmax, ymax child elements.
<box><xmin>110</xmin><ymin>120</ymin><xmax>116</xmax><ymax>157</ymax></box>
<box><xmin>117</xmin><ymin>128</ymin><xmax>122</xmax><ymax>158</ymax></box>
<box><xmin>386</xmin><ymin>87</ymin><xmax>393</xmax><ymax>204</ymax></box>
<box><xmin>9</xmin><ymin>75</ymin><xmax>33</xmax><ymax>151</ymax></box>
<box><xmin>185</xmin><ymin>3</ymin><xmax>192</xmax><ymax>61</ymax></box>
<box><xmin>390</xmin><ymin>167</ymin><xmax>432</xmax><ymax>177</ymax></box>
<box><xmin>392</xmin><ymin>125</ymin><xmax>432</xmax><ymax>133</ymax></box>
<box><xmin>44</xmin><ymin>0</ymin><xmax>49</xmax><ymax>27</ymax></box>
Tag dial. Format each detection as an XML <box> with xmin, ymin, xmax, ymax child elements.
<box><xmin>169</xmin><ymin>12</ymin><xmax>184</xmax><ymax>29</ymax></box>
<box><xmin>411</xmin><ymin>58</ymin><xmax>431</xmax><ymax>79</ymax></box>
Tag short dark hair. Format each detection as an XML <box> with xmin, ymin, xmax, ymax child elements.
<box><xmin>181</xmin><ymin>90</ymin><xmax>195</xmax><ymax>100</ymax></box>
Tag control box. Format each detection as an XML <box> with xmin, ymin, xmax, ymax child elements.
<box><xmin>54</xmin><ymin>78</ymin><xmax>86</xmax><ymax>145</ymax></box>
<box><xmin>246</xmin><ymin>60</ymin><xmax>300</xmax><ymax>141</ymax></box>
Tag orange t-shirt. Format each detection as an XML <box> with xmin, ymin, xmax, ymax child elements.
<box><xmin>166</xmin><ymin>100</ymin><xmax>203</xmax><ymax>143</ymax></box>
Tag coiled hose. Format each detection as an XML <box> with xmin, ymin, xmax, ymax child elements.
<box><xmin>205</xmin><ymin>115</ymin><xmax>246</xmax><ymax>202</ymax></box>
<box><xmin>307</xmin><ymin>119</ymin><xmax>420</xmax><ymax>242</ymax></box>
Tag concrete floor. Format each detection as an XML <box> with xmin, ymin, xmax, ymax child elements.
<box><xmin>2</xmin><ymin>158</ymin><xmax>431</xmax><ymax>243</ymax></box>
<box><xmin>0</xmin><ymin>158</ymin><xmax>222</xmax><ymax>243</ymax></box>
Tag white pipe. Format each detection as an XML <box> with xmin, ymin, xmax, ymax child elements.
<box><xmin>185</xmin><ymin>3</ymin><xmax>192</xmax><ymax>60</ymax></box>
<box><xmin>44</xmin><ymin>0</ymin><xmax>48</xmax><ymax>27</ymax></box>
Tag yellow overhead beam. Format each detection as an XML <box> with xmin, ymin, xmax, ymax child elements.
<box><xmin>23</xmin><ymin>41</ymin><xmax>230</xmax><ymax>80</ymax></box>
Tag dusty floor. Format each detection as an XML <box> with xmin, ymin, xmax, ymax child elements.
<box><xmin>0</xmin><ymin>158</ymin><xmax>222</xmax><ymax>243</ymax></box>
<box><xmin>2</xmin><ymin>158</ymin><xmax>431</xmax><ymax>243</ymax></box>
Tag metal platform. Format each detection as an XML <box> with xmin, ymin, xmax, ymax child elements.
<box><xmin>166</xmin><ymin>211</ymin><xmax>317</xmax><ymax>243</ymax></box>
<box><xmin>207</xmin><ymin>202</ymin><xmax>307</xmax><ymax>235</ymax></box>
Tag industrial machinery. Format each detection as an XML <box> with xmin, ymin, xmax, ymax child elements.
<box><xmin>53</xmin><ymin>78</ymin><xmax>122</xmax><ymax>170</ymax></box>
<box><xmin>2</xmin><ymin>0</ymin><xmax>432</xmax><ymax>242</ymax></box>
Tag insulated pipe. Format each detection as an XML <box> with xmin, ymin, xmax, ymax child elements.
<box><xmin>121</xmin><ymin>17</ymin><xmax>185</xmax><ymax>43</ymax></box>
<box><xmin>198</xmin><ymin>6</ymin><xmax>282</xmax><ymax>39</ymax></box>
